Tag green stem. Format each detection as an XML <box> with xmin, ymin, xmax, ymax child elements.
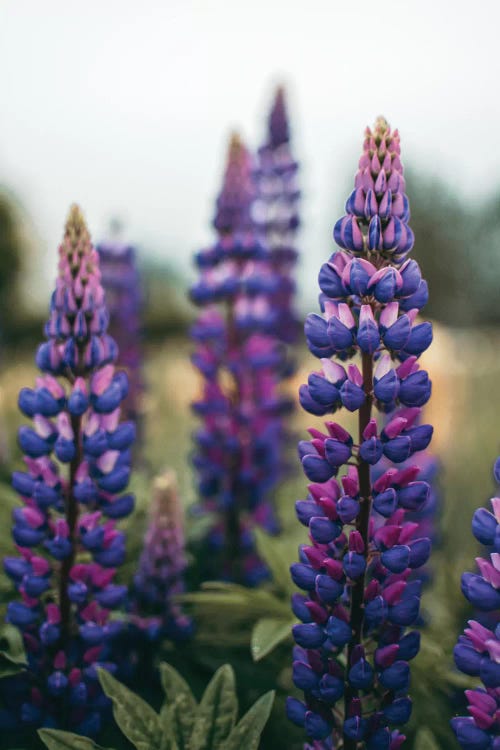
<box><xmin>58</xmin><ymin>413</ymin><xmax>82</xmax><ymax>647</ymax></box>
<box><xmin>342</xmin><ymin>351</ymin><xmax>373</xmax><ymax>750</ymax></box>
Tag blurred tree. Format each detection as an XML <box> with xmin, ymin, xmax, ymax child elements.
<box><xmin>472</xmin><ymin>188</ymin><xmax>500</xmax><ymax>324</ymax></box>
<box><xmin>406</xmin><ymin>171</ymin><xmax>480</xmax><ymax>326</ymax></box>
<box><xmin>141</xmin><ymin>256</ymin><xmax>194</xmax><ymax>335</ymax></box>
<box><xmin>0</xmin><ymin>189</ymin><xmax>26</xmax><ymax>339</ymax></box>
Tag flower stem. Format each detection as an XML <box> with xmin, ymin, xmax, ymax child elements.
<box><xmin>343</xmin><ymin>350</ymin><xmax>373</xmax><ymax>750</ymax></box>
<box><xmin>58</xmin><ymin>412</ymin><xmax>82</xmax><ymax>647</ymax></box>
<box><xmin>224</xmin><ymin>300</ymin><xmax>243</xmax><ymax>582</ymax></box>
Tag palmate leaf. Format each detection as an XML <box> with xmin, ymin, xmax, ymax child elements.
<box><xmin>160</xmin><ymin>662</ymin><xmax>197</xmax><ymax>749</ymax></box>
<box><xmin>38</xmin><ymin>728</ymin><xmax>111</xmax><ymax>750</ymax></box>
<box><xmin>220</xmin><ymin>690</ymin><xmax>275</xmax><ymax>750</ymax></box>
<box><xmin>98</xmin><ymin>668</ymin><xmax>161</xmax><ymax>750</ymax></box>
<box><xmin>0</xmin><ymin>622</ymin><xmax>27</xmax><ymax>678</ymax></box>
<box><xmin>251</xmin><ymin>617</ymin><xmax>295</xmax><ymax>662</ymax></box>
<box><xmin>190</xmin><ymin>664</ymin><xmax>238</xmax><ymax>750</ymax></box>
<box><xmin>45</xmin><ymin>663</ymin><xmax>274</xmax><ymax>750</ymax></box>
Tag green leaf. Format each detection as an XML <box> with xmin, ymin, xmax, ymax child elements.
<box><xmin>98</xmin><ymin>667</ymin><xmax>160</xmax><ymax>750</ymax></box>
<box><xmin>0</xmin><ymin>623</ymin><xmax>27</xmax><ymax>678</ymax></box>
<box><xmin>38</xmin><ymin>728</ymin><xmax>110</xmax><ymax>750</ymax></box>
<box><xmin>251</xmin><ymin>617</ymin><xmax>294</xmax><ymax>662</ymax></box>
<box><xmin>220</xmin><ymin>690</ymin><xmax>275</xmax><ymax>750</ymax></box>
<box><xmin>181</xmin><ymin>587</ymin><xmax>289</xmax><ymax>620</ymax></box>
<box><xmin>160</xmin><ymin>663</ymin><xmax>197</xmax><ymax>749</ymax></box>
<box><xmin>414</xmin><ymin>728</ymin><xmax>441</xmax><ymax>750</ymax></box>
<box><xmin>158</xmin><ymin>703</ymin><xmax>180</xmax><ymax>750</ymax></box>
<box><xmin>253</xmin><ymin>528</ymin><xmax>291</xmax><ymax>596</ymax></box>
<box><xmin>190</xmin><ymin>664</ymin><xmax>238</xmax><ymax>750</ymax></box>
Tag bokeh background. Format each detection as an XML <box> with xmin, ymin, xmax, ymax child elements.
<box><xmin>1</xmin><ymin>2</ymin><xmax>500</xmax><ymax>748</ymax></box>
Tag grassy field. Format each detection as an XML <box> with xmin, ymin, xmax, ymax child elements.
<box><xmin>0</xmin><ymin>324</ymin><xmax>499</xmax><ymax>748</ymax></box>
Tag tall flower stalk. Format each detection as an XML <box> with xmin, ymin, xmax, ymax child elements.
<box><xmin>451</xmin><ymin>456</ymin><xmax>500</xmax><ymax>750</ymax></box>
<box><xmin>2</xmin><ymin>206</ymin><xmax>135</xmax><ymax>735</ymax></box>
<box><xmin>190</xmin><ymin>134</ymin><xmax>289</xmax><ymax>584</ymax></box>
<box><xmin>255</xmin><ymin>86</ymin><xmax>300</xmax><ymax>344</ymax></box>
<box><xmin>96</xmin><ymin>240</ymin><xmax>143</xmax><ymax>424</ymax></box>
<box><xmin>132</xmin><ymin>470</ymin><xmax>193</xmax><ymax>640</ymax></box>
<box><xmin>287</xmin><ymin>118</ymin><xmax>433</xmax><ymax>748</ymax></box>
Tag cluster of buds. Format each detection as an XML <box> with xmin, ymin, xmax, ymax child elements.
<box><xmin>1</xmin><ymin>206</ymin><xmax>135</xmax><ymax>735</ymax></box>
<box><xmin>451</xmin><ymin>457</ymin><xmax>500</xmax><ymax>750</ymax></box>
<box><xmin>254</xmin><ymin>86</ymin><xmax>300</xmax><ymax>344</ymax></box>
<box><xmin>96</xmin><ymin>241</ymin><xmax>143</xmax><ymax>424</ymax></box>
<box><xmin>287</xmin><ymin>118</ymin><xmax>434</xmax><ymax>749</ymax></box>
<box><xmin>132</xmin><ymin>470</ymin><xmax>193</xmax><ymax>640</ymax></box>
<box><xmin>190</xmin><ymin>134</ymin><xmax>291</xmax><ymax>583</ymax></box>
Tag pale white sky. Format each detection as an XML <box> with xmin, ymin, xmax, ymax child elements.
<box><xmin>0</xmin><ymin>0</ymin><xmax>499</xmax><ymax>308</ymax></box>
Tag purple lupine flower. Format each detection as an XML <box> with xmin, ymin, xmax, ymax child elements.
<box><xmin>190</xmin><ymin>134</ymin><xmax>290</xmax><ymax>584</ymax></box>
<box><xmin>132</xmin><ymin>470</ymin><xmax>193</xmax><ymax>640</ymax></box>
<box><xmin>288</xmin><ymin>118</ymin><xmax>433</xmax><ymax>749</ymax></box>
<box><xmin>254</xmin><ymin>86</ymin><xmax>300</xmax><ymax>344</ymax></box>
<box><xmin>2</xmin><ymin>206</ymin><xmax>135</xmax><ymax>735</ymax></box>
<box><xmin>96</xmin><ymin>240</ymin><xmax>143</xmax><ymax>424</ymax></box>
<box><xmin>372</xmin><ymin>417</ymin><xmax>441</xmax><ymax>591</ymax></box>
<box><xmin>451</xmin><ymin>457</ymin><xmax>500</xmax><ymax>750</ymax></box>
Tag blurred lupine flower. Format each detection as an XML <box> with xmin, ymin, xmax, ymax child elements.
<box><xmin>1</xmin><ymin>206</ymin><xmax>135</xmax><ymax>735</ymax></box>
<box><xmin>132</xmin><ymin>470</ymin><xmax>193</xmax><ymax>640</ymax></box>
<box><xmin>451</xmin><ymin>456</ymin><xmax>500</xmax><ymax>750</ymax></box>
<box><xmin>190</xmin><ymin>134</ymin><xmax>291</xmax><ymax>584</ymax></box>
<box><xmin>96</xmin><ymin>240</ymin><xmax>143</xmax><ymax>424</ymax></box>
<box><xmin>287</xmin><ymin>118</ymin><xmax>434</xmax><ymax>749</ymax></box>
<box><xmin>254</xmin><ymin>86</ymin><xmax>300</xmax><ymax>344</ymax></box>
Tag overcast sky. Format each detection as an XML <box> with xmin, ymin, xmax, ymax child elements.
<box><xmin>0</xmin><ymin>0</ymin><xmax>499</xmax><ymax>307</ymax></box>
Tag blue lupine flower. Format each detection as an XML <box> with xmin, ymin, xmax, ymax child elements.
<box><xmin>288</xmin><ymin>119</ymin><xmax>433</xmax><ymax>748</ymax></box>
<box><xmin>190</xmin><ymin>134</ymin><xmax>292</xmax><ymax>583</ymax></box>
<box><xmin>451</xmin><ymin>465</ymin><xmax>500</xmax><ymax>749</ymax></box>
<box><xmin>2</xmin><ymin>206</ymin><xmax>135</xmax><ymax>733</ymax></box>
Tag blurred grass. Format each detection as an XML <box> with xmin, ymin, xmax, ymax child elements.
<box><xmin>0</xmin><ymin>324</ymin><xmax>499</xmax><ymax>748</ymax></box>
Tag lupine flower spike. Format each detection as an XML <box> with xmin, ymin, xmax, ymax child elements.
<box><xmin>1</xmin><ymin>205</ymin><xmax>135</xmax><ymax>735</ymax></box>
<box><xmin>451</xmin><ymin>456</ymin><xmax>500</xmax><ymax>750</ymax></box>
<box><xmin>287</xmin><ymin>118</ymin><xmax>434</xmax><ymax>749</ymax></box>
<box><xmin>254</xmin><ymin>86</ymin><xmax>300</xmax><ymax>344</ymax></box>
<box><xmin>96</xmin><ymin>239</ymin><xmax>143</xmax><ymax>425</ymax></box>
<box><xmin>132</xmin><ymin>470</ymin><xmax>193</xmax><ymax>640</ymax></box>
<box><xmin>190</xmin><ymin>134</ymin><xmax>290</xmax><ymax>584</ymax></box>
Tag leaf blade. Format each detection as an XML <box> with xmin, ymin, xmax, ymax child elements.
<box><xmin>0</xmin><ymin>623</ymin><xmax>27</xmax><ymax>678</ymax></box>
<box><xmin>98</xmin><ymin>667</ymin><xmax>160</xmax><ymax>750</ymax></box>
<box><xmin>253</xmin><ymin>528</ymin><xmax>291</xmax><ymax>596</ymax></box>
<box><xmin>190</xmin><ymin>664</ymin><xmax>238</xmax><ymax>750</ymax></box>
<box><xmin>251</xmin><ymin>617</ymin><xmax>294</xmax><ymax>662</ymax></box>
<box><xmin>160</xmin><ymin>663</ymin><xmax>197</xmax><ymax>749</ymax></box>
<box><xmin>38</xmin><ymin>728</ymin><xmax>110</xmax><ymax>750</ymax></box>
<box><xmin>220</xmin><ymin>690</ymin><xmax>275</xmax><ymax>750</ymax></box>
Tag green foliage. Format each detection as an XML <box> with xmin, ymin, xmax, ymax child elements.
<box><xmin>39</xmin><ymin>729</ymin><xmax>110</xmax><ymax>750</ymax></box>
<box><xmin>98</xmin><ymin>668</ymin><xmax>163</xmax><ymax>750</ymax></box>
<box><xmin>0</xmin><ymin>622</ymin><xmax>27</xmax><ymax>679</ymax></box>
<box><xmin>189</xmin><ymin>665</ymin><xmax>238</xmax><ymax>750</ymax></box>
<box><xmin>39</xmin><ymin>664</ymin><xmax>274</xmax><ymax>750</ymax></box>
<box><xmin>216</xmin><ymin>691</ymin><xmax>275</xmax><ymax>750</ymax></box>
<box><xmin>181</xmin><ymin>529</ymin><xmax>296</xmax><ymax>660</ymax></box>
<box><xmin>250</xmin><ymin>618</ymin><xmax>295</xmax><ymax>662</ymax></box>
<box><xmin>414</xmin><ymin>727</ymin><xmax>441</xmax><ymax>750</ymax></box>
<box><xmin>159</xmin><ymin>663</ymin><xmax>197</xmax><ymax>749</ymax></box>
